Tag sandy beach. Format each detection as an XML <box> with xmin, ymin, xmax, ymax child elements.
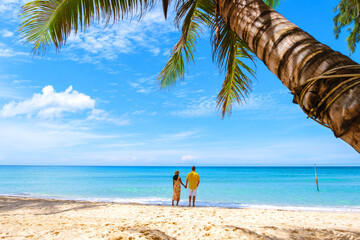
<box><xmin>0</xmin><ymin>196</ymin><xmax>359</xmax><ymax>239</ymax></box>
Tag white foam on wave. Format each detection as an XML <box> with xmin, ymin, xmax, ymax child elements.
<box><xmin>237</xmin><ymin>203</ymin><xmax>360</xmax><ymax>212</ymax></box>
<box><xmin>2</xmin><ymin>193</ymin><xmax>360</xmax><ymax>212</ymax></box>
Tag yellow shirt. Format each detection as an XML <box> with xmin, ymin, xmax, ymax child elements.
<box><xmin>186</xmin><ymin>171</ymin><xmax>200</xmax><ymax>190</ymax></box>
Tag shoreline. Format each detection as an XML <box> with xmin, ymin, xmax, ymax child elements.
<box><xmin>1</xmin><ymin>196</ymin><xmax>360</xmax><ymax>239</ymax></box>
<box><xmin>1</xmin><ymin>194</ymin><xmax>360</xmax><ymax>213</ymax></box>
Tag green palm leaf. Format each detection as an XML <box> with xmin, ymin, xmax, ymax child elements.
<box><xmin>264</xmin><ymin>0</ymin><xmax>280</xmax><ymax>9</ymax></box>
<box><xmin>212</xmin><ymin>0</ymin><xmax>279</xmax><ymax>117</ymax></box>
<box><xmin>334</xmin><ymin>0</ymin><xmax>360</xmax><ymax>54</ymax></box>
<box><xmin>216</xmin><ymin>40</ymin><xmax>255</xmax><ymax>117</ymax></box>
<box><xmin>20</xmin><ymin>0</ymin><xmax>280</xmax><ymax>117</ymax></box>
<box><xmin>158</xmin><ymin>0</ymin><xmax>276</xmax><ymax>115</ymax></box>
<box><xmin>210</xmin><ymin>16</ymin><xmax>255</xmax><ymax>117</ymax></box>
<box><xmin>157</xmin><ymin>0</ymin><xmax>211</xmax><ymax>88</ymax></box>
<box><xmin>20</xmin><ymin>0</ymin><xmax>155</xmax><ymax>54</ymax></box>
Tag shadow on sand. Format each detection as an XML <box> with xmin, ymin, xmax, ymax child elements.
<box><xmin>110</xmin><ymin>224</ymin><xmax>360</xmax><ymax>240</ymax></box>
<box><xmin>225</xmin><ymin>225</ymin><xmax>360</xmax><ymax>240</ymax></box>
<box><xmin>2</xmin><ymin>197</ymin><xmax>360</xmax><ymax>240</ymax></box>
<box><xmin>0</xmin><ymin>196</ymin><xmax>106</xmax><ymax>215</ymax></box>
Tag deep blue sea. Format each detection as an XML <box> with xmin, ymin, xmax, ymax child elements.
<box><xmin>1</xmin><ymin>166</ymin><xmax>359</xmax><ymax>211</ymax></box>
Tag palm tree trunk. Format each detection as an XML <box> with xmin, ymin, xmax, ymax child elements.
<box><xmin>219</xmin><ymin>0</ymin><xmax>360</xmax><ymax>153</ymax></box>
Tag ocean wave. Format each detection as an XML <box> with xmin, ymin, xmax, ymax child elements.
<box><xmin>2</xmin><ymin>193</ymin><xmax>360</xmax><ymax>212</ymax></box>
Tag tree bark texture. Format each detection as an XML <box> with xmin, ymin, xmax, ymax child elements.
<box><xmin>219</xmin><ymin>0</ymin><xmax>360</xmax><ymax>153</ymax></box>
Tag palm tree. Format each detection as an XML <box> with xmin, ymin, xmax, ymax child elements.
<box><xmin>19</xmin><ymin>0</ymin><xmax>360</xmax><ymax>153</ymax></box>
<box><xmin>217</xmin><ymin>0</ymin><xmax>360</xmax><ymax>153</ymax></box>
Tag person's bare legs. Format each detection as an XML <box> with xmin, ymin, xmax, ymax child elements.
<box><xmin>172</xmin><ymin>200</ymin><xmax>174</xmax><ymax>206</ymax></box>
<box><xmin>188</xmin><ymin>196</ymin><xmax>191</xmax><ymax>207</ymax></box>
<box><xmin>176</xmin><ymin>200</ymin><xmax>179</xmax><ymax>206</ymax></box>
<box><xmin>192</xmin><ymin>196</ymin><xmax>196</xmax><ymax>207</ymax></box>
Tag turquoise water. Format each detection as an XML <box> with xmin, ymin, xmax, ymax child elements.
<box><xmin>0</xmin><ymin>166</ymin><xmax>359</xmax><ymax>211</ymax></box>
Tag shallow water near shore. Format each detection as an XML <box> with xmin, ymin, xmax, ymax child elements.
<box><xmin>1</xmin><ymin>166</ymin><xmax>359</xmax><ymax>211</ymax></box>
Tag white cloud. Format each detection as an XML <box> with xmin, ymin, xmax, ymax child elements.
<box><xmin>132</xmin><ymin>110</ymin><xmax>146</xmax><ymax>115</ymax></box>
<box><xmin>99</xmin><ymin>142</ymin><xmax>147</xmax><ymax>149</ymax></box>
<box><xmin>13</xmin><ymin>79</ymin><xmax>31</xmax><ymax>84</ymax></box>
<box><xmin>162</xmin><ymin>49</ymin><xmax>171</xmax><ymax>56</ymax></box>
<box><xmin>0</xmin><ymin>1</ymin><xmax>14</xmax><ymax>13</ymax></box>
<box><xmin>169</xmin><ymin>89</ymin><xmax>299</xmax><ymax>119</ymax></box>
<box><xmin>0</xmin><ymin>0</ymin><xmax>25</xmax><ymax>21</ymax></box>
<box><xmin>0</xmin><ymin>85</ymin><xmax>95</xmax><ymax>118</ymax></box>
<box><xmin>0</xmin><ymin>120</ymin><xmax>119</xmax><ymax>155</ymax></box>
<box><xmin>129</xmin><ymin>82</ymin><xmax>140</xmax><ymax>88</ymax></box>
<box><xmin>0</xmin><ymin>43</ymin><xmax>29</xmax><ymax>58</ymax></box>
<box><xmin>157</xmin><ymin>131</ymin><xmax>199</xmax><ymax>141</ymax></box>
<box><xmin>149</xmin><ymin>47</ymin><xmax>160</xmax><ymax>56</ymax></box>
<box><xmin>88</xmin><ymin>109</ymin><xmax>130</xmax><ymax>126</ymax></box>
<box><xmin>181</xmin><ymin>155</ymin><xmax>198</xmax><ymax>161</ymax></box>
<box><xmin>0</xmin><ymin>83</ymin><xmax>23</xmax><ymax>100</ymax></box>
<box><xmin>1</xmin><ymin>30</ymin><xmax>14</xmax><ymax>37</ymax></box>
<box><xmin>234</xmin><ymin>92</ymin><xmax>277</xmax><ymax>111</ymax></box>
<box><xmin>137</xmin><ymin>88</ymin><xmax>151</xmax><ymax>93</ymax></box>
<box><xmin>173</xmin><ymin>89</ymin><xmax>205</xmax><ymax>98</ymax></box>
<box><xmin>170</xmin><ymin>96</ymin><xmax>217</xmax><ymax>118</ymax></box>
<box><xmin>0</xmin><ymin>1</ymin><xmax>176</xmax><ymax>62</ymax></box>
<box><xmin>129</xmin><ymin>75</ymin><xmax>156</xmax><ymax>94</ymax></box>
<box><xmin>231</xmin><ymin>89</ymin><xmax>302</xmax><ymax>120</ymax></box>
<box><xmin>64</xmin><ymin>7</ymin><xmax>176</xmax><ymax>62</ymax></box>
<box><xmin>131</xmin><ymin>110</ymin><xmax>157</xmax><ymax>116</ymax></box>
<box><xmin>0</xmin><ymin>74</ymin><xmax>17</xmax><ymax>79</ymax></box>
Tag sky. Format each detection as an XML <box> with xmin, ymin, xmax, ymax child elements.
<box><xmin>0</xmin><ymin>0</ymin><xmax>359</xmax><ymax>166</ymax></box>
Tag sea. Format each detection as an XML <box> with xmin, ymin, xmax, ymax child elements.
<box><xmin>1</xmin><ymin>166</ymin><xmax>360</xmax><ymax>212</ymax></box>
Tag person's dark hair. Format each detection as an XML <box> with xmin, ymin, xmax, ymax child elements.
<box><xmin>173</xmin><ymin>174</ymin><xmax>179</xmax><ymax>180</ymax></box>
<box><xmin>192</xmin><ymin>166</ymin><xmax>196</xmax><ymax>171</ymax></box>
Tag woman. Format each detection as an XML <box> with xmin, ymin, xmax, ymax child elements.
<box><xmin>172</xmin><ymin>170</ymin><xmax>186</xmax><ymax>206</ymax></box>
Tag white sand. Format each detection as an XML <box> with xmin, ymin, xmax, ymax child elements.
<box><xmin>0</xmin><ymin>196</ymin><xmax>359</xmax><ymax>239</ymax></box>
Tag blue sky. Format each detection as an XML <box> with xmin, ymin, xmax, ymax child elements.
<box><xmin>0</xmin><ymin>0</ymin><xmax>358</xmax><ymax>166</ymax></box>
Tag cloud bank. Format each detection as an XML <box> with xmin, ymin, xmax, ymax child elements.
<box><xmin>0</xmin><ymin>85</ymin><xmax>95</xmax><ymax>118</ymax></box>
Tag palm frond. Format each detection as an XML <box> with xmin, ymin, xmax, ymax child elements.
<box><xmin>162</xmin><ymin>0</ymin><xmax>170</xmax><ymax>19</ymax></box>
<box><xmin>20</xmin><ymin>0</ymin><xmax>155</xmax><ymax>54</ymax></box>
<box><xmin>211</xmin><ymin>17</ymin><xmax>254</xmax><ymax>71</ymax></box>
<box><xmin>216</xmin><ymin>41</ymin><xmax>255</xmax><ymax>117</ymax></box>
<box><xmin>263</xmin><ymin>0</ymin><xmax>280</xmax><ymax>9</ymax></box>
<box><xmin>212</xmin><ymin>0</ymin><xmax>278</xmax><ymax>117</ymax></box>
<box><xmin>157</xmin><ymin>0</ymin><xmax>211</xmax><ymax>88</ymax></box>
<box><xmin>205</xmin><ymin>1</ymin><xmax>255</xmax><ymax>118</ymax></box>
<box><xmin>333</xmin><ymin>0</ymin><xmax>360</xmax><ymax>54</ymax></box>
<box><xmin>212</xmin><ymin>21</ymin><xmax>255</xmax><ymax>117</ymax></box>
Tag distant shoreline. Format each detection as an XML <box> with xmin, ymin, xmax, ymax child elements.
<box><xmin>1</xmin><ymin>165</ymin><xmax>360</xmax><ymax>167</ymax></box>
<box><xmin>1</xmin><ymin>194</ymin><xmax>359</xmax><ymax>213</ymax></box>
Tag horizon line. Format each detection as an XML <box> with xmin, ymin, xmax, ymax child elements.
<box><xmin>0</xmin><ymin>164</ymin><xmax>359</xmax><ymax>167</ymax></box>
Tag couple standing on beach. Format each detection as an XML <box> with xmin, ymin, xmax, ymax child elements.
<box><xmin>172</xmin><ymin>166</ymin><xmax>200</xmax><ymax>207</ymax></box>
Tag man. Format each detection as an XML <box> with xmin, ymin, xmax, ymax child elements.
<box><xmin>185</xmin><ymin>166</ymin><xmax>200</xmax><ymax>207</ymax></box>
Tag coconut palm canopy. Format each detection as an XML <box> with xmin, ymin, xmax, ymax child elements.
<box><xmin>19</xmin><ymin>0</ymin><xmax>360</xmax><ymax>153</ymax></box>
<box><xmin>19</xmin><ymin>0</ymin><xmax>280</xmax><ymax>118</ymax></box>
